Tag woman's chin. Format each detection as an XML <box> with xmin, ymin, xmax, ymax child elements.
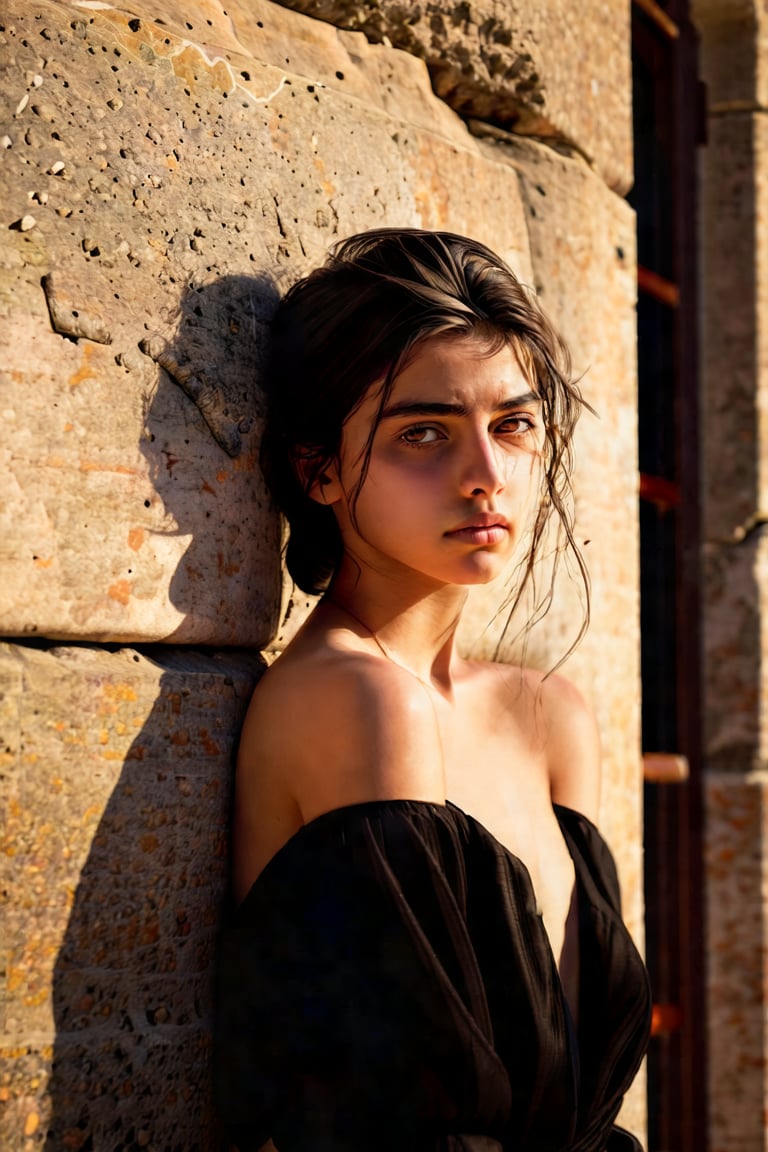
<box><xmin>452</xmin><ymin>555</ymin><xmax>513</xmax><ymax>586</ymax></box>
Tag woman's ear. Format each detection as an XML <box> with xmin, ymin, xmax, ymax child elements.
<box><xmin>308</xmin><ymin>464</ymin><xmax>343</xmax><ymax>505</ymax></box>
<box><xmin>293</xmin><ymin>452</ymin><xmax>343</xmax><ymax>505</ymax></box>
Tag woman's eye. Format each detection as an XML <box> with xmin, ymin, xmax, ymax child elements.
<box><xmin>497</xmin><ymin>415</ymin><xmax>535</xmax><ymax>436</ymax></box>
<box><xmin>399</xmin><ymin>426</ymin><xmax>443</xmax><ymax>445</ymax></box>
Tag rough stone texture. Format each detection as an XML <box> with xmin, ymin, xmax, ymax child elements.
<box><xmin>0</xmin><ymin>641</ymin><xmax>263</xmax><ymax>1150</ymax></box>
<box><xmin>272</xmin><ymin>0</ymin><xmax>634</xmax><ymax>194</ymax></box>
<box><xmin>702</xmin><ymin>528</ymin><xmax>768</xmax><ymax>770</ymax></box>
<box><xmin>1</xmin><ymin>0</ymin><xmax>531</xmax><ymax>646</ymax></box>
<box><xmin>695</xmin><ymin>113</ymin><xmax>768</xmax><ymax>547</ymax></box>
<box><xmin>694</xmin><ymin>94</ymin><xmax>768</xmax><ymax>772</ymax></box>
<box><xmin>691</xmin><ymin>0</ymin><xmax>768</xmax><ymax>113</ymax></box>
<box><xmin>704</xmin><ymin>771</ymin><xmax>768</xmax><ymax>1152</ymax></box>
<box><xmin>692</xmin><ymin>8</ymin><xmax>768</xmax><ymax>1147</ymax></box>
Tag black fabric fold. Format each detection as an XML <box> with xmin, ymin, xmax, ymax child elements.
<box><xmin>215</xmin><ymin>799</ymin><xmax>651</xmax><ymax>1152</ymax></box>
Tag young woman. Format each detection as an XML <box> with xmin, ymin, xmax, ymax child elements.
<box><xmin>216</xmin><ymin>229</ymin><xmax>652</xmax><ymax>1152</ymax></box>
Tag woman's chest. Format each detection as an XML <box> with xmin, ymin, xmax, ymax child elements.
<box><xmin>439</xmin><ymin>711</ymin><xmax>577</xmax><ymax>973</ymax></box>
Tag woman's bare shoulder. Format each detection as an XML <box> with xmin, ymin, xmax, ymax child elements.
<box><xmin>241</xmin><ymin>641</ymin><xmax>444</xmax><ymax>782</ymax></box>
<box><xmin>233</xmin><ymin>636</ymin><xmax>447</xmax><ymax>894</ymax></box>
<box><xmin>534</xmin><ymin>669</ymin><xmax>602</xmax><ymax>822</ymax></box>
<box><xmin>466</xmin><ymin>660</ymin><xmax>602</xmax><ymax>822</ymax></box>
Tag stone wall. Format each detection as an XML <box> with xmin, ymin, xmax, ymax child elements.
<box><xmin>692</xmin><ymin>2</ymin><xmax>768</xmax><ymax>1148</ymax></box>
<box><xmin>0</xmin><ymin>0</ymin><xmax>643</xmax><ymax>1146</ymax></box>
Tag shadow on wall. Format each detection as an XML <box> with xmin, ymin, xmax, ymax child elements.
<box><xmin>42</xmin><ymin>275</ymin><xmax>282</xmax><ymax>1151</ymax></box>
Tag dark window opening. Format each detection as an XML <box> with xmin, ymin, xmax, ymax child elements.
<box><xmin>629</xmin><ymin>1</ymin><xmax>707</xmax><ymax>1148</ymax></box>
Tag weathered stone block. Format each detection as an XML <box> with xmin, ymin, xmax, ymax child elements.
<box><xmin>704</xmin><ymin>770</ymin><xmax>768</xmax><ymax>1152</ymax></box>
<box><xmin>695</xmin><ymin>112</ymin><xmax>768</xmax><ymax>544</ymax></box>
<box><xmin>0</xmin><ymin>642</ymin><xmax>263</xmax><ymax>1149</ymax></box>
<box><xmin>691</xmin><ymin>1</ymin><xmax>766</xmax><ymax>112</ymax></box>
<box><xmin>272</xmin><ymin>0</ymin><xmax>634</xmax><ymax>193</ymax></box>
<box><xmin>1</xmin><ymin>0</ymin><xmax>531</xmax><ymax>646</ymax></box>
<box><xmin>703</xmin><ymin>527</ymin><xmax>768</xmax><ymax>768</ymax></box>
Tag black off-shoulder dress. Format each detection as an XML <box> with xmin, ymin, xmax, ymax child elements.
<box><xmin>215</xmin><ymin>800</ymin><xmax>652</xmax><ymax>1152</ymax></box>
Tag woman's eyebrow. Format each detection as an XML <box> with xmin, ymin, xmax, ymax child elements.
<box><xmin>380</xmin><ymin>391</ymin><xmax>540</xmax><ymax>420</ymax></box>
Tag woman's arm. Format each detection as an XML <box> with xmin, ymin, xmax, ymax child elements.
<box><xmin>540</xmin><ymin>672</ymin><xmax>602</xmax><ymax>823</ymax></box>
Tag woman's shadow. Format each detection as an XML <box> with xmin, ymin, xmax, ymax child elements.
<box><xmin>43</xmin><ymin>274</ymin><xmax>283</xmax><ymax>1151</ymax></box>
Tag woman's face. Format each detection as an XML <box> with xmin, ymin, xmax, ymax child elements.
<box><xmin>323</xmin><ymin>335</ymin><xmax>545</xmax><ymax>591</ymax></box>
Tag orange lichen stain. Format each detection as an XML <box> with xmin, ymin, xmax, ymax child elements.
<box><xmin>63</xmin><ymin>422</ymin><xmax>74</xmax><ymax>433</ymax></box>
<box><xmin>166</xmin><ymin>45</ymin><xmax>209</xmax><ymax>93</ymax></box>
<box><xmin>79</xmin><ymin>461</ymin><xmax>139</xmax><ymax>476</ymax></box>
<box><xmin>313</xmin><ymin>155</ymin><xmax>336</xmax><ymax>198</ymax></box>
<box><xmin>7</xmin><ymin>967</ymin><xmax>26</xmax><ymax>994</ymax></box>
<box><xmin>82</xmin><ymin>804</ymin><xmax>102</xmax><ymax>825</ymax></box>
<box><xmin>34</xmin><ymin>556</ymin><xmax>53</xmax><ymax>568</ymax></box>
<box><xmin>68</xmin><ymin>343</ymin><xmax>98</xmax><ymax>388</ymax></box>
<box><xmin>233</xmin><ymin>452</ymin><xmax>257</xmax><ymax>473</ymax></box>
<box><xmin>0</xmin><ymin>1087</ymin><xmax>8</xmax><ymax>1102</ymax></box>
<box><xmin>108</xmin><ymin>579</ymin><xmax>132</xmax><ymax>605</ymax></box>
<box><xmin>198</xmin><ymin>728</ymin><xmax>221</xmax><ymax>756</ymax></box>
<box><xmin>102</xmin><ymin>683</ymin><xmax>138</xmax><ymax>703</ymax></box>
<box><xmin>216</xmin><ymin>469</ymin><xmax>229</xmax><ymax>483</ymax></box>
<box><xmin>162</xmin><ymin>152</ymin><xmax>178</xmax><ymax>170</ymax></box>
<box><xmin>63</xmin><ymin>1126</ymin><xmax>89</xmax><ymax>1149</ymax></box>
<box><xmin>99</xmin><ymin>729</ymin><xmax>109</xmax><ymax>745</ymax></box>
<box><xmin>54</xmin><ymin>721</ymin><xmax>66</xmax><ymax>732</ymax></box>
<box><xmin>23</xmin><ymin>989</ymin><xmax>50</xmax><ymax>1009</ymax></box>
<box><xmin>200</xmin><ymin>479</ymin><xmax>216</xmax><ymax>495</ymax></box>
<box><xmin>24</xmin><ymin>1112</ymin><xmax>39</xmax><ymax>1137</ymax></box>
<box><xmin>101</xmin><ymin>749</ymin><xmax>126</xmax><ymax>761</ymax></box>
<box><xmin>127</xmin><ymin>527</ymin><xmax>146</xmax><ymax>551</ymax></box>
<box><xmin>140</xmin><ymin>921</ymin><xmax>160</xmax><ymax>946</ymax></box>
<box><xmin>23</xmin><ymin>752</ymin><xmax>38</xmax><ymax>765</ymax></box>
<box><xmin>217</xmin><ymin>553</ymin><xmax>240</xmax><ymax>577</ymax></box>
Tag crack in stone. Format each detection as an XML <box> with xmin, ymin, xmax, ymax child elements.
<box><xmin>706</xmin><ymin>512</ymin><xmax>768</xmax><ymax>547</ymax></box>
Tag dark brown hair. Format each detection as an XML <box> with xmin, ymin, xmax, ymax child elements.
<box><xmin>260</xmin><ymin>227</ymin><xmax>589</xmax><ymax>650</ymax></box>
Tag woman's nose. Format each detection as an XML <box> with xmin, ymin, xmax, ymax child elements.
<box><xmin>457</xmin><ymin>433</ymin><xmax>506</xmax><ymax>498</ymax></box>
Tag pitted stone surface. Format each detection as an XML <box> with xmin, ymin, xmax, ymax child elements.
<box><xmin>695</xmin><ymin>26</ymin><xmax>768</xmax><ymax>759</ymax></box>
<box><xmin>695</xmin><ymin>113</ymin><xmax>768</xmax><ymax>545</ymax></box>
<box><xmin>704</xmin><ymin>771</ymin><xmax>768</xmax><ymax>1152</ymax></box>
<box><xmin>0</xmin><ymin>642</ymin><xmax>263</xmax><ymax>1149</ymax></box>
<box><xmin>271</xmin><ymin>0</ymin><xmax>633</xmax><ymax>193</ymax></box>
<box><xmin>1</xmin><ymin>0</ymin><xmax>531</xmax><ymax>646</ymax></box>
<box><xmin>703</xmin><ymin>526</ymin><xmax>768</xmax><ymax>768</ymax></box>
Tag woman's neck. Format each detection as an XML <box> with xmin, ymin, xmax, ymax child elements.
<box><xmin>323</xmin><ymin>566</ymin><xmax>469</xmax><ymax>694</ymax></box>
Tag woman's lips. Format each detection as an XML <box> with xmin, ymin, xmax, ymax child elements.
<box><xmin>445</xmin><ymin>515</ymin><xmax>509</xmax><ymax>546</ymax></box>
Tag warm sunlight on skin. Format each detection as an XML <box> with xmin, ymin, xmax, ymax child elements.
<box><xmin>317</xmin><ymin>336</ymin><xmax>545</xmax><ymax>593</ymax></box>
